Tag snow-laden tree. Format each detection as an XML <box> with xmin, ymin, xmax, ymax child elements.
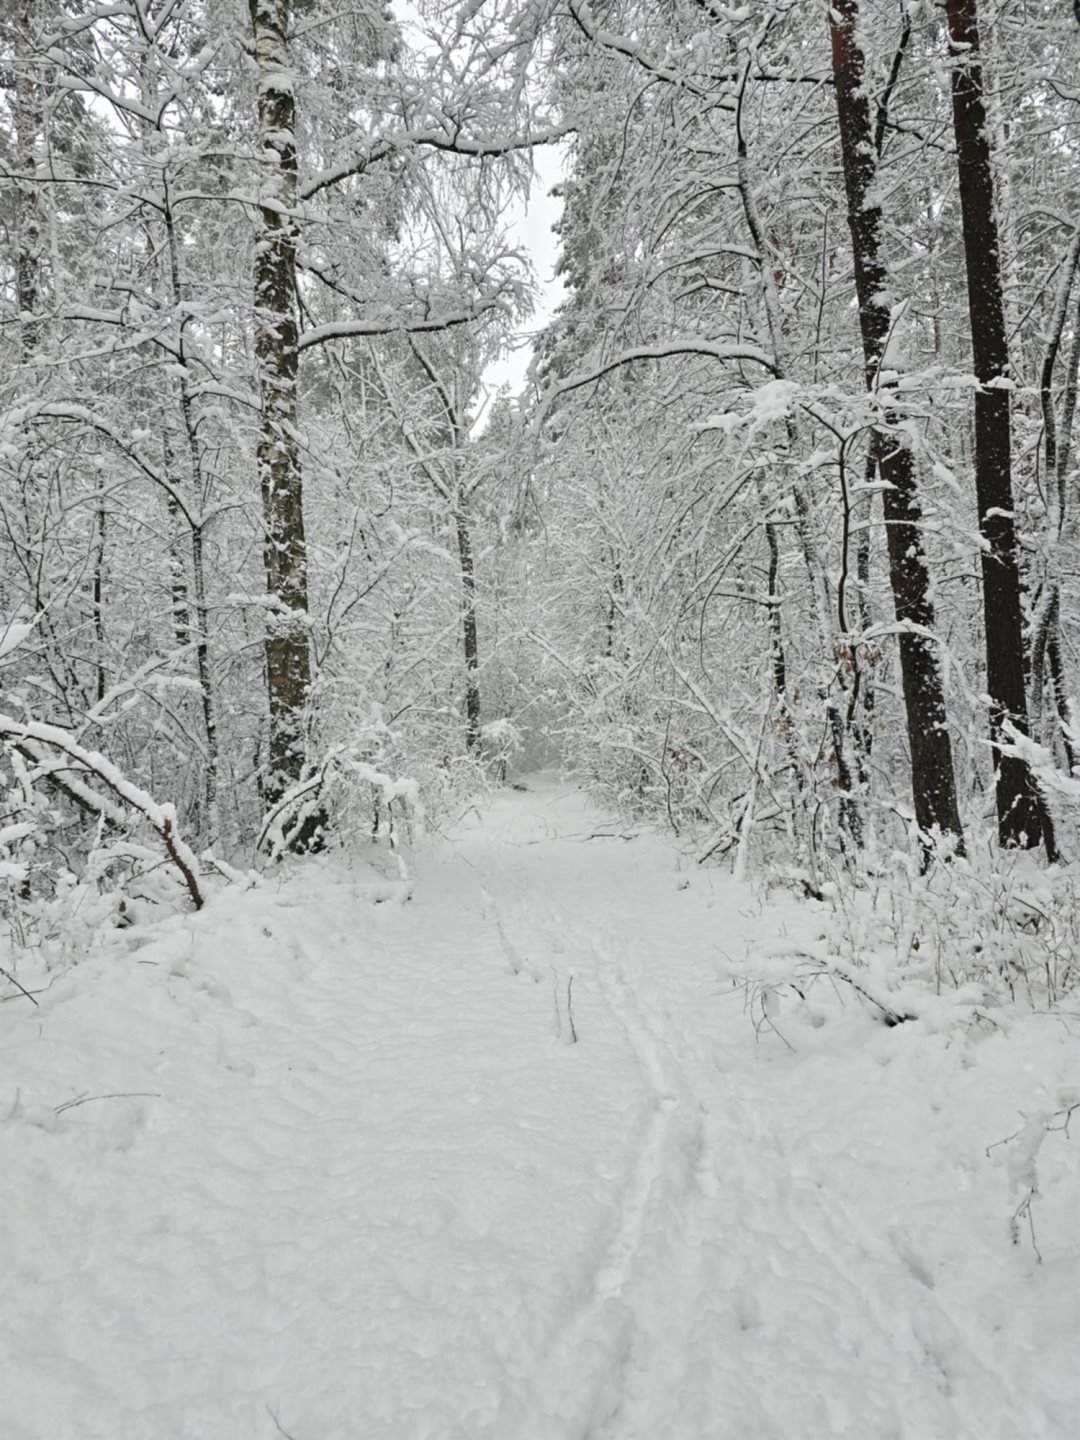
<box><xmin>0</xmin><ymin>0</ymin><xmax>560</xmax><ymax>864</ymax></box>
<box><xmin>521</xmin><ymin>0</ymin><xmax>1080</xmax><ymax>866</ymax></box>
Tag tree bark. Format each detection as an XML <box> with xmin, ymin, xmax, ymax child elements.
<box><xmin>455</xmin><ymin>504</ymin><xmax>482</xmax><ymax>752</ymax></box>
<box><xmin>828</xmin><ymin>0</ymin><xmax>964</xmax><ymax>857</ymax></box>
<box><xmin>251</xmin><ymin>0</ymin><xmax>314</xmax><ymax>807</ymax></box>
<box><xmin>945</xmin><ymin>0</ymin><xmax>1046</xmax><ymax>850</ymax></box>
<box><xmin>14</xmin><ymin>0</ymin><xmax>42</xmax><ymax>359</ymax></box>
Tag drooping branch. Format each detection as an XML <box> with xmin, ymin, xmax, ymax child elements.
<box><xmin>0</xmin><ymin>718</ymin><xmax>204</xmax><ymax>909</ymax></box>
<box><xmin>530</xmin><ymin>340</ymin><xmax>776</xmax><ymax>432</ymax></box>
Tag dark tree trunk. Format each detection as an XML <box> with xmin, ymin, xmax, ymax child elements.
<box><xmin>14</xmin><ymin>0</ymin><xmax>42</xmax><ymax>359</ymax></box>
<box><xmin>1029</xmin><ymin>231</ymin><xmax>1080</xmax><ymax>796</ymax></box>
<box><xmin>764</xmin><ymin>519</ymin><xmax>786</xmax><ymax>702</ymax></box>
<box><xmin>251</xmin><ymin>0</ymin><xmax>314</xmax><ymax>807</ymax></box>
<box><xmin>854</xmin><ymin>452</ymin><xmax>876</xmax><ymax>781</ymax></box>
<box><xmin>93</xmin><ymin>486</ymin><xmax>106</xmax><ymax>706</ymax></box>
<box><xmin>455</xmin><ymin>505</ymin><xmax>481</xmax><ymax>752</ymax></box>
<box><xmin>828</xmin><ymin>0</ymin><xmax>964</xmax><ymax>857</ymax></box>
<box><xmin>945</xmin><ymin>0</ymin><xmax>1046</xmax><ymax>850</ymax></box>
<box><xmin>1047</xmin><ymin>611</ymin><xmax>1080</xmax><ymax>778</ymax></box>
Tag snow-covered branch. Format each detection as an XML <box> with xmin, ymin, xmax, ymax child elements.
<box><xmin>530</xmin><ymin>340</ymin><xmax>777</xmax><ymax>431</ymax></box>
<box><xmin>0</xmin><ymin>717</ymin><xmax>204</xmax><ymax>910</ymax></box>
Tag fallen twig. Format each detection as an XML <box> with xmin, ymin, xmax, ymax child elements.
<box><xmin>54</xmin><ymin>1090</ymin><xmax>161</xmax><ymax>1115</ymax></box>
<box><xmin>0</xmin><ymin>964</ymin><xmax>39</xmax><ymax>1007</ymax></box>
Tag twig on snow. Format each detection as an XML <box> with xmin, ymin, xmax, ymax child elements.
<box><xmin>0</xmin><ymin>964</ymin><xmax>39</xmax><ymax>1007</ymax></box>
<box><xmin>1011</xmin><ymin>1191</ymin><xmax>1042</xmax><ymax>1263</ymax></box>
<box><xmin>54</xmin><ymin>1090</ymin><xmax>161</xmax><ymax>1115</ymax></box>
<box><xmin>266</xmin><ymin>1404</ymin><xmax>301</xmax><ymax>1439</ymax></box>
<box><xmin>814</xmin><ymin>957</ymin><xmax>916</xmax><ymax>1027</ymax></box>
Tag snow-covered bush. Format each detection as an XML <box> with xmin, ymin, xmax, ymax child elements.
<box><xmin>738</xmin><ymin>845</ymin><xmax>1080</xmax><ymax>1043</ymax></box>
<box><xmin>0</xmin><ymin>722</ymin><xmax>214</xmax><ymax>988</ymax></box>
<box><xmin>257</xmin><ymin>725</ymin><xmax>425</xmax><ymax>860</ymax></box>
<box><xmin>836</xmin><ymin>850</ymin><xmax>1080</xmax><ymax>1005</ymax></box>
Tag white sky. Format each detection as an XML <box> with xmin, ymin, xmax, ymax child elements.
<box><xmin>481</xmin><ymin>143</ymin><xmax>567</xmax><ymax>403</ymax></box>
<box><xmin>391</xmin><ymin>2</ymin><xmax>567</xmax><ymax>422</ymax></box>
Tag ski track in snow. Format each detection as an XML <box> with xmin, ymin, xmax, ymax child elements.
<box><xmin>1</xmin><ymin>775</ymin><xmax>1077</xmax><ymax>1439</ymax></box>
<box><xmin>456</xmin><ymin>791</ymin><xmax>1073</xmax><ymax>1440</ymax></box>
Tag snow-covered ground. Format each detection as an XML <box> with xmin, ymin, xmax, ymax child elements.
<box><xmin>2</xmin><ymin>776</ymin><xmax>1077</xmax><ymax>1439</ymax></box>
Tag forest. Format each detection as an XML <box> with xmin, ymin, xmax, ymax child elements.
<box><xmin>3</xmin><ymin>3</ymin><xmax>1080</xmax><ymax>1435</ymax></box>
<box><xmin>2</xmin><ymin>0</ymin><xmax>1080</xmax><ymax>896</ymax></box>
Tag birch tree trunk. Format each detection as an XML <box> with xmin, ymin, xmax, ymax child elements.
<box><xmin>251</xmin><ymin>0</ymin><xmax>314</xmax><ymax>807</ymax></box>
<box><xmin>945</xmin><ymin>0</ymin><xmax>1047</xmax><ymax>851</ymax></box>
<box><xmin>828</xmin><ymin>0</ymin><xmax>964</xmax><ymax>857</ymax></box>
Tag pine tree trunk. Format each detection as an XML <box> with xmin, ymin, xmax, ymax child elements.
<box><xmin>828</xmin><ymin>0</ymin><xmax>964</xmax><ymax>856</ymax></box>
<box><xmin>945</xmin><ymin>0</ymin><xmax>1046</xmax><ymax>850</ymax></box>
<box><xmin>251</xmin><ymin>0</ymin><xmax>313</xmax><ymax>806</ymax></box>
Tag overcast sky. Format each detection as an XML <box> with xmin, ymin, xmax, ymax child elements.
<box><xmin>391</xmin><ymin>2</ymin><xmax>567</xmax><ymax>416</ymax></box>
<box><xmin>481</xmin><ymin>143</ymin><xmax>567</xmax><ymax>402</ymax></box>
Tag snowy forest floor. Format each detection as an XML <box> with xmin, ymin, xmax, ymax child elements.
<box><xmin>1</xmin><ymin>776</ymin><xmax>1078</xmax><ymax>1440</ymax></box>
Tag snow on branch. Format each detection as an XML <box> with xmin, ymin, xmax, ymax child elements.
<box><xmin>567</xmin><ymin>0</ymin><xmax>730</xmax><ymax>101</ymax></box>
<box><xmin>256</xmin><ymin>749</ymin><xmax>422</xmax><ymax>863</ymax></box>
<box><xmin>530</xmin><ymin>340</ymin><xmax>777</xmax><ymax>433</ymax></box>
<box><xmin>257</xmin><ymin>771</ymin><xmax>327</xmax><ymax>860</ymax></box>
<box><xmin>9</xmin><ymin>402</ymin><xmax>199</xmax><ymax>526</ymax></box>
<box><xmin>998</xmin><ymin>720</ymin><xmax>1080</xmax><ymax>803</ymax></box>
<box><xmin>0</xmin><ymin>716</ymin><xmax>204</xmax><ymax>910</ymax></box>
<box><xmin>300</xmin><ymin>123</ymin><xmax>573</xmax><ymax>201</ymax></box>
<box><xmin>297</xmin><ymin>304</ymin><xmax>500</xmax><ymax>351</ymax></box>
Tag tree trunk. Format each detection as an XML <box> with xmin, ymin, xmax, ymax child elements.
<box><xmin>1030</xmin><ymin>231</ymin><xmax>1080</xmax><ymax>772</ymax></box>
<box><xmin>14</xmin><ymin>0</ymin><xmax>42</xmax><ymax>360</ymax></box>
<box><xmin>735</xmin><ymin>83</ymin><xmax>860</xmax><ymax>848</ymax></box>
<box><xmin>160</xmin><ymin>188</ymin><xmax>219</xmax><ymax>828</ymax></box>
<box><xmin>455</xmin><ymin>503</ymin><xmax>482</xmax><ymax>752</ymax></box>
<box><xmin>93</xmin><ymin>484</ymin><xmax>106</xmax><ymax>706</ymax></box>
<box><xmin>399</xmin><ymin>337</ymin><xmax>486</xmax><ymax>758</ymax></box>
<box><xmin>828</xmin><ymin>0</ymin><xmax>964</xmax><ymax>858</ymax></box>
<box><xmin>945</xmin><ymin>0</ymin><xmax>1046</xmax><ymax>850</ymax></box>
<box><xmin>854</xmin><ymin>452</ymin><xmax>876</xmax><ymax>783</ymax></box>
<box><xmin>251</xmin><ymin>0</ymin><xmax>314</xmax><ymax>806</ymax></box>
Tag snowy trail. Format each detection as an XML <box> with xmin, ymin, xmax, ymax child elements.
<box><xmin>447</xmin><ymin>785</ymin><xmax>1075</xmax><ymax>1440</ymax></box>
<box><xmin>2</xmin><ymin>776</ymin><xmax>1077</xmax><ymax>1439</ymax></box>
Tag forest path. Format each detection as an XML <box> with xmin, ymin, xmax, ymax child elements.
<box><xmin>1</xmin><ymin>776</ymin><xmax>1075</xmax><ymax>1439</ymax></box>
<box><xmin>448</xmin><ymin>778</ymin><xmax>1054</xmax><ymax>1440</ymax></box>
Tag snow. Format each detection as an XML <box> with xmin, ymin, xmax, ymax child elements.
<box><xmin>2</xmin><ymin>777</ymin><xmax>1077</xmax><ymax>1439</ymax></box>
<box><xmin>0</xmin><ymin>621</ymin><xmax>34</xmax><ymax>661</ymax></box>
